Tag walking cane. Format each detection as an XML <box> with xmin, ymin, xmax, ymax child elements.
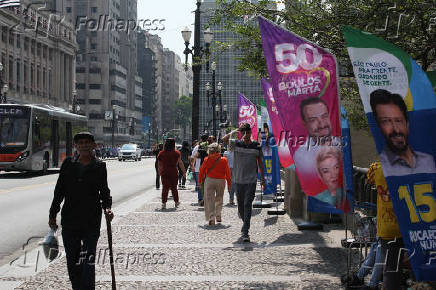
<box><xmin>105</xmin><ymin>212</ymin><xmax>116</xmax><ymax>290</ymax></box>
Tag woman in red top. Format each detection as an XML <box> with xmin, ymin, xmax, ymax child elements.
<box><xmin>199</xmin><ymin>143</ymin><xmax>232</xmax><ymax>225</ymax></box>
<box><xmin>157</xmin><ymin>138</ymin><xmax>186</xmax><ymax>209</ymax></box>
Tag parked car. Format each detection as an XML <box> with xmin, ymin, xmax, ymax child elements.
<box><xmin>118</xmin><ymin>144</ymin><xmax>142</xmax><ymax>161</ymax></box>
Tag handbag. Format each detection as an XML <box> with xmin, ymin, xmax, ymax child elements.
<box><xmin>200</xmin><ymin>157</ymin><xmax>221</xmax><ymax>193</ymax></box>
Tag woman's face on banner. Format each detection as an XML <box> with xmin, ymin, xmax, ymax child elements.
<box><xmin>318</xmin><ymin>156</ymin><xmax>340</xmax><ymax>192</ymax></box>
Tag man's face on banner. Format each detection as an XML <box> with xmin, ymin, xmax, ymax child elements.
<box><xmin>376</xmin><ymin>104</ymin><xmax>409</xmax><ymax>153</ymax></box>
<box><xmin>302</xmin><ymin>102</ymin><xmax>332</xmax><ymax>138</ymax></box>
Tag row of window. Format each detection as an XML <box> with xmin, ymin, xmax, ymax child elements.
<box><xmin>76</xmin><ymin>83</ymin><xmax>102</xmax><ymax>90</ymax></box>
<box><xmin>76</xmin><ymin>67</ymin><xmax>101</xmax><ymax>74</ymax></box>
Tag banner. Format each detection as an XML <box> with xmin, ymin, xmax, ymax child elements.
<box><xmin>238</xmin><ymin>93</ymin><xmax>258</xmax><ymax>141</ymax></box>
<box><xmin>343</xmin><ymin>26</ymin><xmax>436</xmax><ymax>281</ymax></box>
<box><xmin>309</xmin><ymin>106</ymin><xmax>354</xmax><ymax>213</ymax></box>
<box><xmin>256</xmin><ymin>99</ymin><xmax>281</xmax><ymax>194</ymax></box>
<box><xmin>259</xmin><ymin>17</ymin><xmax>351</xmax><ymax>213</ymax></box>
<box><xmin>261</xmin><ymin>79</ymin><xmax>294</xmax><ymax>168</ymax></box>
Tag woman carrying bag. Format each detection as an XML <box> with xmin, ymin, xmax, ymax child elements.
<box><xmin>199</xmin><ymin>143</ymin><xmax>232</xmax><ymax>225</ymax></box>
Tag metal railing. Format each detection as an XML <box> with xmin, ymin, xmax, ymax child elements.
<box><xmin>352</xmin><ymin>166</ymin><xmax>377</xmax><ymax>215</ymax></box>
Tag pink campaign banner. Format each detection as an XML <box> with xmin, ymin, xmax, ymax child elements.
<box><xmin>259</xmin><ymin>17</ymin><xmax>350</xmax><ymax>212</ymax></box>
<box><xmin>238</xmin><ymin>93</ymin><xmax>258</xmax><ymax>141</ymax></box>
<box><xmin>261</xmin><ymin>79</ymin><xmax>294</xmax><ymax>168</ymax></box>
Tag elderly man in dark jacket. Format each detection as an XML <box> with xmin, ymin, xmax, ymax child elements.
<box><xmin>49</xmin><ymin>132</ymin><xmax>113</xmax><ymax>290</ymax></box>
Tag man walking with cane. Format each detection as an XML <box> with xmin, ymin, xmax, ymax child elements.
<box><xmin>49</xmin><ymin>132</ymin><xmax>114</xmax><ymax>290</ymax></box>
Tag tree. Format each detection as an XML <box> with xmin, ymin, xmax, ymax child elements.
<box><xmin>212</xmin><ymin>0</ymin><xmax>436</xmax><ymax>129</ymax></box>
<box><xmin>174</xmin><ymin>95</ymin><xmax>192</xmax><ymax>141</ymax></box>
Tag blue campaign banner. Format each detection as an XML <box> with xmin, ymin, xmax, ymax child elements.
<box><xmin>308</xmin><ymin>106</ymin><xmax>354</xmax><ymax>214</ymax></box>
<box><xmin>259</xmin><ymin>134</ymin><xmax>281</xmax><ymax>195</ymax></box>
<box><xmin>344</xmin><ymin>26</ymin><xmax>436</xmax><ymax>281</ymax></box>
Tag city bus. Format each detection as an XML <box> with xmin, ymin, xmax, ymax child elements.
<box><xmin>0</xmin><ymin>104</ymin><xmax>88</xmax><ymax>174</ymax></box>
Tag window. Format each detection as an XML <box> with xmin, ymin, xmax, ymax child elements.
<box><xmin>66</xmin><ymin>7</ymin><xmax>72</xmax><ymax>13</ymax></box>
<box><xmin>89</xmin><ymin>113</ymin><xmax>103</xmax><ymax>119</ymax></box>
<box><xmin>76</xmin><ymin>67</ymin><xmax>86</xmax><ymax>73</ymax></box>
<box><xmin>88</xmin><ymin>99</ymin><xmax>101</xmax><ymax>105</ymax></box>
<box><xmin>90</xmin><ymin>56</ymin><xmax>98</xmax><ymax>61</ymax></box>
<box><xmin>76</xmin><ymin>83</ymin><xmax>86</xmax><ymax>89</ymax></box>
<box><xmin>90</xmin><ymin>43</ymin><xmax>97</xmax><ymax>49</ymax></box>
<box><xmin>89</xmin><ymin>67</ymin><xmax>101</xmax><ymax>74</ymax></box>
<box><xmin>91</xmin><ymin>7</ymin><xmax>97</xmax><ymax>13</ymax></box>
<box><xmin>89</xmin><ymin>83</ymin><xmax>101</xmax><ymax>89</ymax></box>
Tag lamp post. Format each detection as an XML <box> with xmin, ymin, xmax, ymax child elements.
<box><xmin>111</xmin><ymin>105</ymin><xmax>118</xmax><ymax>148</ymax></box>
<box><xmin>148</xmin><ymin>122</ymin><xmax>151</xmax><ymax>148</ymax></box>
<box><xmin>182</xmin><ymin>0</ymin><xmax>214</xmax><ymax>143</ymax></box>
<box><xmin>205</xmin><ymin>62</ymin><xmax>223</xmax><ymax>138</ymax></box>
<box><xmin>129</xmin><ymin>113</ymin><xmax>135</xmax><ymax>138</ymax></box>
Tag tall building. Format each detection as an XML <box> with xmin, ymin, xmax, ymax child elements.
<box><xmin>56</xmin><ymin>0</ymin><xmax>143</xmax><ymax>144</ymax></box>
<box><xmin>137</xmin><ymin>31</ymin><xmax>155</xmax><ymax>143</ymax></box>
<box><xmin>162</xmin><ymin>48</ymin><xmax>180</xmax><ymax>133</ymax></box>
<box><xmin>140</xmin><ymin>32</ymin><xmax>163</xmax><ymax>141</ymax></box>
<box><xmin>199</xmin><ymin>0</ymin><xmax>276</xmax><ymax>135</ymax></box>
<box><xmin>0</xmin><ymin>2</ymin><xmax>77</xmax><ymax>107</ymax></box>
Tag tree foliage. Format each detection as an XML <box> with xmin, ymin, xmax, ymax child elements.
<box><xmin>174</xmin><ymin>95</ymin><xmax>192</xmax><ymax>138</ymax></box>
<box><xmin>211</xmin><ymin>0</ymin><xmax>436</xmax><ymax>130</ymax></box>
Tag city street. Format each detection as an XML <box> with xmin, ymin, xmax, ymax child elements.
<box><xmin>0</xmin><ymin>158</ymin><xmax>156</xmax><ymax>267</ymax></box>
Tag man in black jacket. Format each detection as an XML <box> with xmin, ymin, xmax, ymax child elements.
<box><xmin>49</xmin><ymin>132</ymin><xmax>113</xmax><ymax>290</ymax></box>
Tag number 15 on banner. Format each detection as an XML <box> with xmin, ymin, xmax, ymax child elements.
<box><xmin>398</xmin><ymin>183</ymin><xmax>436</xmax><ymax>223</ymax></box>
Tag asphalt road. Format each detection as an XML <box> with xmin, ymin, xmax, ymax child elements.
<box><xmin>0</xmin><ymin>157</ymin><xmax>156</xmax><ymax>265</ymax></box>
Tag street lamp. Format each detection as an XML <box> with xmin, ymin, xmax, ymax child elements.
<box><xmin>182</xmin><ymin>0</ymin><xmax>214</xmax><ymax>143</ymax></box>
<box><xmin>129</xmin><ymin>113</ymin><xmax>135</xmax><ymax>137</ymax></box>
<box><xmin>111</xmin><ymin>105</ymin><xmax>118</xmax><ymax>148</ymax></box>
<box><xmin>205</xmin><ymin>62</ymin><xmax>223</xmax><ymax>138</ymax></box>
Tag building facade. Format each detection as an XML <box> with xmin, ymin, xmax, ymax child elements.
<box><xmin>0</xmin><ymin>3</ymin><xmax>77</xmax><ymax>108</ymax></box>
<box><xmin>56</xmin><ymin>0</ymin><xmax>143</xmax><ymax>144</ymax></box>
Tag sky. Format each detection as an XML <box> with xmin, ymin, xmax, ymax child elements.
<box><xmin>137</xmin><ymin>0</ymin><xmax>197</xmax><ymax>59</ymax></box>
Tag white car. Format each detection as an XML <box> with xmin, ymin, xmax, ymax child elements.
<box><xmin>118</xmin><ymin>144</ymin><xmax>142</xmax><ymax>161</ymax></box>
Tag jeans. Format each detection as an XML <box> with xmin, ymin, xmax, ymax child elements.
<box><xmin>356</xmin><ymin>239</ymin><xmax>386</xmax><ymax>288</ymax></box>
<box><xmin>62</xmin><ymin>225</ymin><xmax>101</xmax><ymax>290</ymax></box>
<box><xmin>236</xmin><ymin>183</ymin><xmax>256</xmax><ymax>236</ymax></box>
<box><xmin>228</xmin><ymin>168</ymin><xmax>236</xmax><ymax>202</ymax></box>
<box><xmin>194</xmin><ymin>172</ymin><xmax>203</xmax><ymax>201</ymax></box>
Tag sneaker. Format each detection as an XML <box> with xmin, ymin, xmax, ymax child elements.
<box><xmin>216</xmin><ymin>218</ymin><xmax>222</xmax><ymax>223</ymax></box>
<box><xmin>242</xmin><ymin>235</ymin><xmax>250</xmax><ymax>243</ymax></box>
<box><xmin>175</xmin><ymin>202</ymin><xmax>180</xmax><ymax>208</ymax></box>
<box><xmin>209</xmin><ymin>220</ymin><xmax>215</xmax><ymax>226</ymax></box>
<box><xmin>161</xmin><ymin>203</ymin><xmax>166</xmax><ymax>210</ymax></box>
<box><xmin>199</xmin><ymin>200</ymin><xmax>204</xmax><ymax>206</ymax></box>
<box><xmin>229</xmin><ymin>200</ymin><xmax>235</xmax><ymax>205</ymax></box>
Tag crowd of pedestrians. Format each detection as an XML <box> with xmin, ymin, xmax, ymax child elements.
<box><xmin>153</xmin><ymin>122</ymin><xmax>265</xmax><ymax>243</ymax></box>
<box><xmin>47</xmin><ymin>122</ymin><xmax>265</xmax><ymax>289</ymax></box>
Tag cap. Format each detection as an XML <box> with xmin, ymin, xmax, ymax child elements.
<box><xmin>73</xmin><ymin>132</ymin><xmax>95</xmax><ymax>143</ymax></box>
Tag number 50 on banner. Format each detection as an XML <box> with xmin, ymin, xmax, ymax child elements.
<box><xmin>398</xmin><ymin>184</ymin><xmax>436</xmax><ymax>223</ymax></box>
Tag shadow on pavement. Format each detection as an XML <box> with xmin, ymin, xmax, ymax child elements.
<box><xmin>198</xmin><ymin>224</ymin><xmax>231</xmax><ymax>230</ymax></box>
<box><xmin>264</xmin><ymin>216</ymin><xmax>278</xmax><ymax>227</ymax></box>
<box><xmin>0</xmin><ymin>170</ymin><xmax>59</xmax><ymax>179</ymax></box>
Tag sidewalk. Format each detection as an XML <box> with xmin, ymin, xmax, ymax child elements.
<box><xmin>6</xmin><ymin>183</ymin><xmax>349</xmax><ymax>289</ymax></box>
